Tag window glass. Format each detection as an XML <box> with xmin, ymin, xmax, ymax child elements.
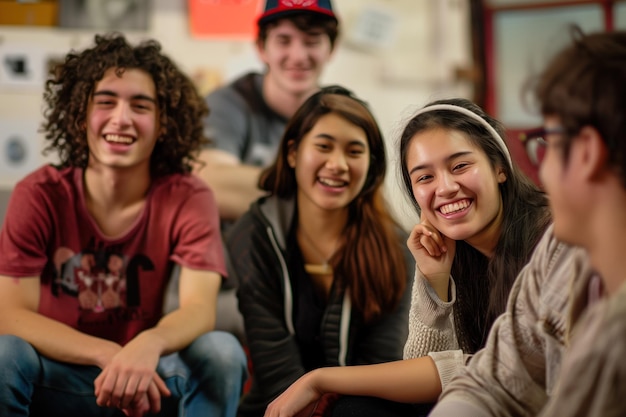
<box><xmin>494</xmin><ymin>5</ymin><xmax>603</xmax><ymax>126</ymax></box>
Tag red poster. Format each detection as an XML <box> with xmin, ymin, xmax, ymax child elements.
<box><xmin>189</xmin><ymin>0</ymin><xmax>264</xmax><ymax>39</ymax></box>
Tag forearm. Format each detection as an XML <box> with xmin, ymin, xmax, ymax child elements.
<box><xmin>0</xmin><ymin>308</ymin><xmax>119</xmax><ymax>367</ymax></box>
<box><xmin>143</xmin><ymin>268</ymin><xmax>221</xmax><ymax>356</ymax></box>
<box><xmin>214</xmin><ymin>167</ymin><xmax>265</xmax><ymax>220</ymax></box>
<box><xmin>194</xmin><ymin>156</ymin><xmax>265</xmax><ymax>221</ymax></box>
<box><xmin>142</xmin><ymin>301</ymin><xmax>215</xmax><ymax>356</ymax></box>
<box><xmin>311</xmin><ymin>356</ymin><xmax>442</xmax><ymax>404</ymax></box>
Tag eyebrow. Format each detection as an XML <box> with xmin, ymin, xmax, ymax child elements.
<box><xmin>93</xmin><ymin>90</ymin><xmax>156</xmax><ymax>103</ymax></box>
<box><xmin>409</xmin><ymin>151</ymin><xmax>473</xmax><ymax>176</ymax></box>
<box><xmin>315</xmin><ymin>133</ymin><xmax>367</xmax><ymax>147</ymax></box>
<box><xmin>275</xmin><ymin>31</ymin><xmax>324</xmax><ymax>40</ymax></box>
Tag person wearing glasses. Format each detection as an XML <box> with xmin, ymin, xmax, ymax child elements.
<box><xmin>428</xmin><ymin>27</ymin><xmax>624</xmax><ymax>417</ymax></box>
<box><xmin>264</xmin><ymin>97</ymin><xmax>554</xmax><ymax>417</ymax></box>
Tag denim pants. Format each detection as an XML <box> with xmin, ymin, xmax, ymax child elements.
<box><xmin>0</xmin><ymin>331</ymin><xmax>248</xmax><ymax>417</ymax></box>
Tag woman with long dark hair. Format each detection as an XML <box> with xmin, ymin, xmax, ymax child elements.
<box><xmin>226</xmin><ymin>86</ymin><xmax>413</xmax><ymax>417</ymax></box>
<box><xmin>264</xmin><ymin>98</ymin><xmax>551</xmax><ymax>417</ymax></box>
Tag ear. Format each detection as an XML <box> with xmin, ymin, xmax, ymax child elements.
<box><xmin>287</xmin><ymin>139</ymin><xmax>297</xmax><ymax>168</ymax></box>
<box><xmin>255</xmin><ymin>39</ymin><xmax>268</xmax><ymax>64</ymax></box>
<box><xmin>328</xmin><ymin>38</ymin><xmax>339</xmax><ymax>59</ymax></box>
<box><xmin>575</xmin><ymin>126</ymin><xmax>609</xmax><ymax>181</ymax></box>
<box><xmin>496</xmin><ymin>166</ymin><xmax>507</xmax><ymax>184</ymax></box>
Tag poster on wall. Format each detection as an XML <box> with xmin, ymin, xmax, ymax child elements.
<box><xmin>0</xmin><ymin>43</ymin><xmax>48</xmax><ymax>91</ymax></box>
<box><xmin>189</xmin><ymin>0</ymin><xmax>263</xmax><ymax>39</ymax></box>
<box><xmin>0</xmin><ymin>119</ymin><xmax>46</xmax><ymax>188</ymax></box>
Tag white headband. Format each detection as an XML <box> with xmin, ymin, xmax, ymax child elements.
<box><xmin>411</xmin><ymin>103</ymin><xmax>513</xmax><ymax>168</ymax></box>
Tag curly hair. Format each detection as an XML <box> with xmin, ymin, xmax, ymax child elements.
<box><xmin>42</xmin><ymin>32</ymin><xmax>209</xmax><ymax>177</ymax></box>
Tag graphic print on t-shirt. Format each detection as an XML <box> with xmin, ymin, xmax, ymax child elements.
<box><xmin>52</xmin><ymin>243</ymin><xmax>154</xmax><ymax>313</ymax></box>
<box><xmin>75</xmin><ymin>252</ymin><xmax>126</xmax><ymax>311</ymax></box>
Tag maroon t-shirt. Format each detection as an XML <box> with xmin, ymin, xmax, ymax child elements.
<box><xmin>0</xmin><ymin>165</ymin><xmax>226</xmax><ymax>345</ymax></box>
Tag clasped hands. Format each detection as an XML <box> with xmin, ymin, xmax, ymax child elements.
<box><xmin>94</xmin><ymin>334</ymin><xmax>171</xmax><ymax>417</ymax></box>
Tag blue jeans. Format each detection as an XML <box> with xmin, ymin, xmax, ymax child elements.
<box><xmin>0</xmin><ymin>331</ymin><xmax>248</xmax><ymax>417</ymax></box>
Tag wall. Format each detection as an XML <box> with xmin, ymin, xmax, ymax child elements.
<box><xmin>0</xmin><ymin>0</ymin><xmax>474</xmax><ymax>229</ymax></box>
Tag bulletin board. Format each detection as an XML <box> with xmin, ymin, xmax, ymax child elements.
<box><xmin>188</xmin><ymin>0</ymin><xmax>264</xmax><ymax>39</ymax></box>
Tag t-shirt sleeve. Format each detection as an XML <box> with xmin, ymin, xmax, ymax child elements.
<box><xmin>169</xmin><ymin>185</ymin><xmax>227</xmax><ymax>277</ymax></box>
<box><xmin>0</xmin><ymin>181</ymin><xmax>52</xmax><ymax>277</ymax></box>
<box><xmin>204</xmin><ymin>87</ymin><xmax>249</xmax><ymax>159</ymax></box>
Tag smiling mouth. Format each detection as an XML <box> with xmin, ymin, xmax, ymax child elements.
<box><xmin>287</xmin><ymin>68</ymin><xmax>311</xmax><ymax>77</ymax></box>
<box><xmin>104</xmin><ymin>134</ymin><xmax>134</xmax><ymax>144</ymax></box>
<box><xmin>319</xmin><ymin>177</ymin><xmax>347</xmax><ymax>188</ymax></box>
<box><xmin>439</xmin><ymin>199</ymin><xmax>471</xmax><ymax>215</ymax></box>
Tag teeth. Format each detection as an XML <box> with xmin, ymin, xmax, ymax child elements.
<box><xmin>440</xmin><ymin>200</ymin><xmax>470</xmax><ymax>215</ymax></box>
<box><xmin>105</xmin><ymin>134</ymin><xmax>133</xmax><ymax>144</ymax></box>
<box><xmin>319</xmin><ymin>178</ymin><xmax>346</xmax><ymax>187</ymax></box>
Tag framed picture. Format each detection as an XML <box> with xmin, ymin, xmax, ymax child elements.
<box><xmin>58</xmin><ymin>0</ymin><xmax>150</xmax><ymax>30</ymax></box>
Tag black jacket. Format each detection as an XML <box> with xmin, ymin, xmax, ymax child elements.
<box><xmin>226</xmin><ymin>195</ymin><xmax>414</xmax><ymax>417</ymax></box>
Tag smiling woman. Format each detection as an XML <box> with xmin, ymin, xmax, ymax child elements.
<box><xmin>225</xmin><ymin>85</ymin><xmax>414</xmax><ymax>417</ymax></box>
<box><xmin>399</xmin><ymin>98</ymin><xmax>551</xmax><ymax>355</ymax></box>
<box><xmin>262</xmin><ymin>97</ymin><xmax>552</xmax><ymax>417</ymax></box>
<box><xmin>405</xmin><ymin>126</ymin><xmax>506</xmax><ymax>256</ymax></box>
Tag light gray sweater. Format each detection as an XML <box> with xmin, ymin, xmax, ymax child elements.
<box><xmin>429</xmin><ymin>226</ymin><xmax>597</xmax><ymax>416</ymax></box>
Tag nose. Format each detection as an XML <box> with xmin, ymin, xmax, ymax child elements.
<box><xmin>326</xmin><ymin>150</ymin><xmax>348</xmax><ymax>172</ymax></box>
<box><xmin>435</xmin><ymin>172</ymin><xmax>460</xmax><ymax>197</ymax></box>
<box><xmin>111</xmin><ymin>102</ymin><xmax>131</xmax><ymax>127</ymax></box>
<box><xmin>289</xmin><ymin>40</ymin><xmax>309</xmax><ymax>63</ymax></box>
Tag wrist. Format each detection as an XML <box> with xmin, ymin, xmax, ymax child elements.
<box><xmin>307</xmin><ymin>368</ymin><xmax>326</xmax><ymax>394</ymax></box>
<box><xmin>130</xmin><ymin>330</ymin><xmax>167</xmax><ymax>355</ymax></box>
<box><xmin>425</xmin><ymin>273</ymin><xmax>450</xmax><ymax>301</ymax></box>
<box><xmin>95</xmin><ymin>339</ymin><xmax>122</xmax><ymax>369</ymax></box>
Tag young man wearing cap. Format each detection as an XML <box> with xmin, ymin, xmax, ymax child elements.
<box><xmin>194</xmin><ymin>0</ymin><xmax>339</xmax><ymax>225</ymax></box>
<box><xmin>192</xmin><ymin>0</ymin><xmax>340</xmax><ymax>343</ymax></box>
<box><xmin>429</xmin><ymin>28</ymin><xmax>626</xmax><ymax>417</ymax></box>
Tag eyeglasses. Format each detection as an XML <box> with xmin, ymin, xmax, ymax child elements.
<box><xmin>519</xmin><ymin>126</ymin><xmax>565</xmax><ymax>167</ymax></box>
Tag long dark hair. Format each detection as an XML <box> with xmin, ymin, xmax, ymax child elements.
<box><xmin>42</xmin><ymin>33</ymin><xmax>208</xmax><ymax>178</ymax></box>
<box><xmin>399</xmin><ymin>98</ymin><xmax>551</xmax><ymax>352</ymax></box>
<box><xmin>261</xmin><ymin>86</ymin><xmax>407</xmax><ymax>323</ymax></box>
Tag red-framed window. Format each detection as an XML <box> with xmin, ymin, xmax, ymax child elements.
<box><xmin>480</xmin><ymin>0</ymin><xmax>626</xmax><ymax>184</ymax></box>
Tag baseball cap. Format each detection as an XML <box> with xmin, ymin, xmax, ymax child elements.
<box><xmin>258</xmin><ymin>0</ymin><xmax>337</xmax><ymax>26</ymax></box>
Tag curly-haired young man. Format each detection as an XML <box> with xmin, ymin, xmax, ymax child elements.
<box><xmin>0</xmin><ymin>33</ymin><xmax>247</xmax><ymax>417</ymax></box>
